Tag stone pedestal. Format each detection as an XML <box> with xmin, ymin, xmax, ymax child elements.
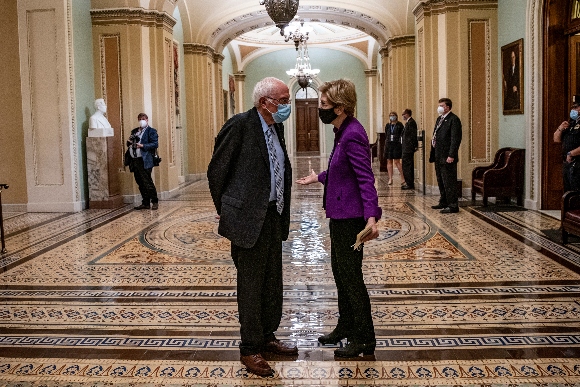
<box><xmin>87</xmin><ymin>137</ymin><xmax>124</xmax><ymax>209</ymax></box>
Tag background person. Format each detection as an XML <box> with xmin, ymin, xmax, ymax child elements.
<box><xmin>554</xmin><ymin>101</ymin><xmax>580</xmax><ymax>192</ymax></box>
<box><xmin>296</xmin><ymin>79</ymin><xmax>381</xmax><ymax>358</ymax></box>
<box><xmin>125</xmin><ymin>113</ymin><xmax>159</xmax><ymax>210</ymax></box>
<box><xmin>401</xmin><ymin>108</ymin><xmax>419</xmax><ymax>190</ymax></box>
<box><xmin>383</xmin><ymin>111</ymin><xmax>405</xmax><ymax>186</ymax></box>
<box><xmin>429</xmin><ymin>98</ymin><xmax>462</xmax><ymax>213</ymax></box>
<box><xmin>207</xmin><ymin>77</ymin><xmax>297</xmax><ymax>377</ymax></box>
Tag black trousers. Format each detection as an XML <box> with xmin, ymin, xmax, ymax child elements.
<box><xmin>231</xmin><ymin>204</ymin><xmax>283</xmax><ymax>356</ymax></box>
<box><xmin>131</xmin><ymin>157</ymin><xmax>158</xmax><ymax>206</ymax></box>
<box><xmin>401</xmin><ymin>152</ymin><xmax>415</xmax><ymax>187</ymax></box>
<box><xmin>435</xmin><ymin>161</ymin><xmax>458</xmax><ymax>208</ymax></box>
<box><xmin>329</xmin><ymin>217</ymin><xmax>375</xmax><ymax>344</ymax></box>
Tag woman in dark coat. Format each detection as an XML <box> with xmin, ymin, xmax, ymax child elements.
<box><xmin>384</xmin><ymin>111</ymin><xmax>405</xmax><ymax>185</ymax></box>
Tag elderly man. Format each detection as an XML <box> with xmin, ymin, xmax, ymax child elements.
<box><xmin>207</xmin><ymin>77</ymin><xmax>297</xmax><ymax>377</ymax></box>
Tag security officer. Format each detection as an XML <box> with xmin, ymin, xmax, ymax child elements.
<box><xmin>554</xmin><ymin>100</ymin><xmax>580</xmax><ymax>192</ymax></box>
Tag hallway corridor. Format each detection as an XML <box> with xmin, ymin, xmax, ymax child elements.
<box><xmin>1</xmin><ymin>157</ymin><xmax>580</xmax><ymax>386</ymax></box>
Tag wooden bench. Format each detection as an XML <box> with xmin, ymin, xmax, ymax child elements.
<box><xmin>471</xmin><ymin>147</ymin><xmax>525</xmax><ymax>206</ymax></box>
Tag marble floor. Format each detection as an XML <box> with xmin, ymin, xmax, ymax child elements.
<box><xmin>1</xmin><ymin>157</ymin><xmax>580</xmax><ymax>387</ymax></box>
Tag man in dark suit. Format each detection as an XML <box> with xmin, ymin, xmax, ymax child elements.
<box><xmin>503</xmin><ymin>50</ymin><xmax>520</xmax><ymax>111</ymax></box>
<box><xmin>207</xmin><ymin>77</ymin><xmax>297</xmax><ymax>377</ymax></box>
<box><xmin>401</xmin><ymin>108</ymin><xmax>419</xmax><ymax>190</ymax></box>
<box><xmin>429</xmin><ymin>98</ymin><xmax>462</xmax><ymax>213</ymax></box>
<box><xmin>125</xmin><ymin>113</ymin><xmax>159</xmax><ymax>210</ymax></box>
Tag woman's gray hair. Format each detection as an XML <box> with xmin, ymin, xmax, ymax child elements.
<box><xmin>252</xmin><ymin>77</ymin><xmax>285</xmax><ymax>107</ymax></box>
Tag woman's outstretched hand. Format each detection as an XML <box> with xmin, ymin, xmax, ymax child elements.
<box><xmin>296</xmin><ymin>169</ymin><xmax>318</xmax><ymax>185</ymax></box>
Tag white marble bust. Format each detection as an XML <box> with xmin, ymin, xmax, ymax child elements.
<box><xmin>88</xmin><ymin>99</ymin><xmax>114</xmax><ymax>137</ymax></box>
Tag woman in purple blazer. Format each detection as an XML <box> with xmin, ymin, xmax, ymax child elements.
<box><xmin>296</xmin><ymin>79</ymin><xmax>382</xmax><ymax>357</ymax></box>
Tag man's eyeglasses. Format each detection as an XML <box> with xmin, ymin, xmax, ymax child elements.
<box><xmin>267</xmin><ymin>96</ymin><xmax>291</xmax><ymax>105</ymax></box>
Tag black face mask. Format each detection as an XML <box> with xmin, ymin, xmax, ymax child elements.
<box><xmin>318</xmin><ymin>107</ymin><xmax>338</xmax><ymax>124</ymax></box>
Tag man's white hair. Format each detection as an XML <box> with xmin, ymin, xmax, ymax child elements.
<box><xmin>252</xmin><ymin>77</ymin><xmax>285</xmax><ymax>107</ymax></box>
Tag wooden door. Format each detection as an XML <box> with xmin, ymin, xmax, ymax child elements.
<box><xmin>542</xmin><ymin>0</ymin><xmax>570</xmax><ymax>209</ymax></box>
<box><xmin>295</xmin><ymin>99</ymin><xmax>319</xmax><ymax>153</ymax></box>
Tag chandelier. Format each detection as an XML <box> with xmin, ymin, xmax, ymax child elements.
<box><xmin>259</xmin><ymin>0</ymin><xmax>299</xmax><ymax>36</ymax></box>
<box><xmin>286</xmin><ymin>37</ymin><xmax>320</xmax><ymax>89</ymax></box>
<box><xmin>283</xmin><ymin>19</ymin><xmax>311</xmax><ymax>50</ymax></box>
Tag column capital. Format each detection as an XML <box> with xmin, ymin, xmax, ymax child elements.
<box><xmin>234</xmin><ymin>72</ymin><xmax>246</xmax><ymax>82</ymax></box>
<box><xmin>213</xmin><ymin>53</ymin><xmax>225</xmax><ymax>64</ymax></box>
<box><xmin>184</xmin><ymin>43</ymin><xmax>216</xmax><ymax>58</ymax></box>
<box><xmin>90</xmin><ymin>8</ymin><xmax>176</xmax><ymax>33</ymax></box>
<box><xmin>386</xmin><ymin>35</ymin><xmax>416</xmax><ymax>51</ymax></box>
<box><xmin>364</xmin><ymin>68</ymin><xmax>378</xmax><ymax>77</ymax></box>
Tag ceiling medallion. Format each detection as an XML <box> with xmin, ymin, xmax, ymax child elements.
<box><xmin>259</xmin><ymin>0</ymin><xmax>299</xmax><ymax>35</ymax></box>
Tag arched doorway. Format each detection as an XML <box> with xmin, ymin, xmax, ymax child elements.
<box><xmin>542</xmin><ymin>0</ymin><xmax>580</xmax><ymax>209</ymax></box>
<box><xmin>294</xmin><ymin>86</ymin><xmax>319</xmax><ymax>154</ymax></box>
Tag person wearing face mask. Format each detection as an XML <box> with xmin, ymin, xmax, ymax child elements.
<box><xmin>401</xmin><ymin>109</ymin><xmax>419</xmax><ymax>190</ymax></box>
<box><xmin>383</xmin><ymin>111</ymin><xmax>405</xmax><ymax>186</ymax></box>
<box><xmin>429</xmin><ymin>98</ymin><xmax>462</xmax><ymax>213</ymax></box>
<box><xmin>554</xmin><ymin>101</ymin><xmax>580</xmax><ymax>191</ymax></box>
<box><xmin>296</xmin><ymin>79</ymin><xmax>381</xmax><ymax>358</ymax></box>
<box><xmin>124</xmin><ymin>113</ymin><xmax>159</xmax><ymax>210</ymax></box>
<box><xmin>207</xmin><ymin>77</ymin><xmax>296</xmax><ymax>377</ymax></box>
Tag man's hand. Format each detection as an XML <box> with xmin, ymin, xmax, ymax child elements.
<box><xmin>446</xmin><ymin>157</ymin><xmax>454</xmax><ymax>163</ymax></box>
<box><xmin>361</xmin><ymin>217</ymin><xmax>379</xmax><ymax>243</ymax></box>
<box><xmin>296</xmin><ymin>170</ymin><xmax>318</xmax><ymax>185</ymax></box>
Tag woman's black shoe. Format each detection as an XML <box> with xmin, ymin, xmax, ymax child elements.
<box><xmin>334</xmin><ymin>342</ymin><xmax>375</xmax><ymax>357</ymax></box>
<box><xmin>318</xmin><ymin>329</ymin><xmax>347</xmax><ymax>345</ymax></box>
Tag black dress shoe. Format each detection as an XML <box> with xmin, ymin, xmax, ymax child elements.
<box><xmin>264</xmin><ymin>339</ymin><xmax>298</xmax><ymax>355</ymax></box>
<box><xmin>240</xmin><ymin>354</ymin><xmax>274</xmax><ymax>377</ymax></box>
<box><xmin>440</xmin><ymin>207</ymin><xmax>459</xmax><ymax>213</ymax></box>
<box><xmin>334</xmin><ymin>342</ymin><xmax>376</xmax><ymax>357</ymax></box>
<box><xmin>401</xmin><ymin>185</ymin><xmax>415</xmax><ymax>190</ymax></box>
<box><xmin>151</xmin><ymin>203</ymin><xmax>158</xmax><ymax>210</ymax></box>
<box><xmin>318</xmin><ymin>329</ymin><xmax>348</xmax><ymax>345</ymax></box>
<box><xmin>431</xmin><ymin>204</ymin><xmax>448</xmax><ymax>209</ymax></box>
<box><xmin>134</xmin><ymin>204</ymin><xmax>150</xmax><ymax>210</ymax></box>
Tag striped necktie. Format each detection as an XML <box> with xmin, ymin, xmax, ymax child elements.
<box><xmin>265</xmin><ymin>125</ymin><xmax>284</xmax><ymax>214</ymax></box>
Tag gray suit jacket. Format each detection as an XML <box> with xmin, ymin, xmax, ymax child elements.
<box><xmin>207</xmin><ymin>107</ymin><xmax>292</xmax><ymax>248</ymax></box>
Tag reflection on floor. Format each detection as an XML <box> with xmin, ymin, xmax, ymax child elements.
<box><xmin>1</xmin><ymin>157</ymin><xmax>580</xmax><ymax>386</ymax></box>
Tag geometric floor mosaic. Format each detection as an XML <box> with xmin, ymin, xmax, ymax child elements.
<box><xmin>1</xmin><ymin>157</ymin><xmax>580</xmax><ymax>386</ymax></box>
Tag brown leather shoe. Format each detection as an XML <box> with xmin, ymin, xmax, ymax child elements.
<box><xmin>240</xmin><ymin>354</ymin><xmax>274</xmax><ymax>377</ymax></box>
<box><xmin>264</xmin><ymin>339</ymin><xmax>298</xmax><ymax>355</ymax></box>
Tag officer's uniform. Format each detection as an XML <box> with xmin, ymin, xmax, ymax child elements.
<box><xmin>561</xmin><ymin>119</ymin><xmax>580</xmax><ymax>191</ymax></box>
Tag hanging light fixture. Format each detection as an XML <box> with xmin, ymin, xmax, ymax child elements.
<box><xmin>259</xmin><ymin>0</ymin><xmax>299</xmax><ymax>36</ymax></box>
<box><xmin>286</xmin><ymin>37</ymin><xmax>320</xmax><ymax>89</ymax></box>
<box><xmin>283</xmin><ymin>19</ymin><xmax>311</xmax><ymax>50</ymax></box>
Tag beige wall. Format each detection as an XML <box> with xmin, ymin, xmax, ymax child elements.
<box><xmin>0</xmin><ymin>0</ymin><xmax>27</xmax><ymax>208</ymax></box>
<box><xmin>415</xmin><ymin>0</ymin><xmax>499</xmax><ymax>194</ymax></box>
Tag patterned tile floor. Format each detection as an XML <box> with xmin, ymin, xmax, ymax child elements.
<box><xmin>1</xmin><ymin>157</ymin><xmax>580</xmax><ymax>386</ymax></box>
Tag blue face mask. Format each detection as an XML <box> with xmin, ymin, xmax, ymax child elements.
<box><xmin>271</xmin><ymin>103</ymin><xmax>291</xmax><ymax>123</ymax></box>
<box><xmin>571</xmin><ymin>110</ymin><xmax>579</xmax><ymax>121</ymax></box>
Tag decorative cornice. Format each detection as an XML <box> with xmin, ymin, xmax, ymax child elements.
<box><xmin>413</xmin><ymin>0</ymin><xmax>498</xmax><ymax>22</ymax></box>
<box><xmin>234</xmin><ymin>72</ymin><xmax>246</xmax><ymax>82</ymax></box>
<box><xmin>90</xmin><ymin>8</ymin><xmax>176</xmax><ymax>33</ymax></box>
<box><xmin>386</xmin><ymin>35</ymin><xmax>416</xmax><ymax>52</ymax></box>
<box><xmin>364</xmin><ymin>69</ymin><xmax>378</xmax><ymax>77</ymax></box>
<box><xmin>183</xmin><ymin>43</ymin><xmax>216</xmax><ymax>58</ymax></box>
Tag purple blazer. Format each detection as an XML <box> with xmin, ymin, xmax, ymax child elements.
<box><xmin>318</xmin><ymin>116</ymin><xmax>382</xmax><ymax>221</ymax></box>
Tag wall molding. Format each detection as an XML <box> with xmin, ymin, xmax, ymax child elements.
<box><xmin>90</xmin><ymin>8</ymin><xmax>176</xmax><ymax>33</ymax></box>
